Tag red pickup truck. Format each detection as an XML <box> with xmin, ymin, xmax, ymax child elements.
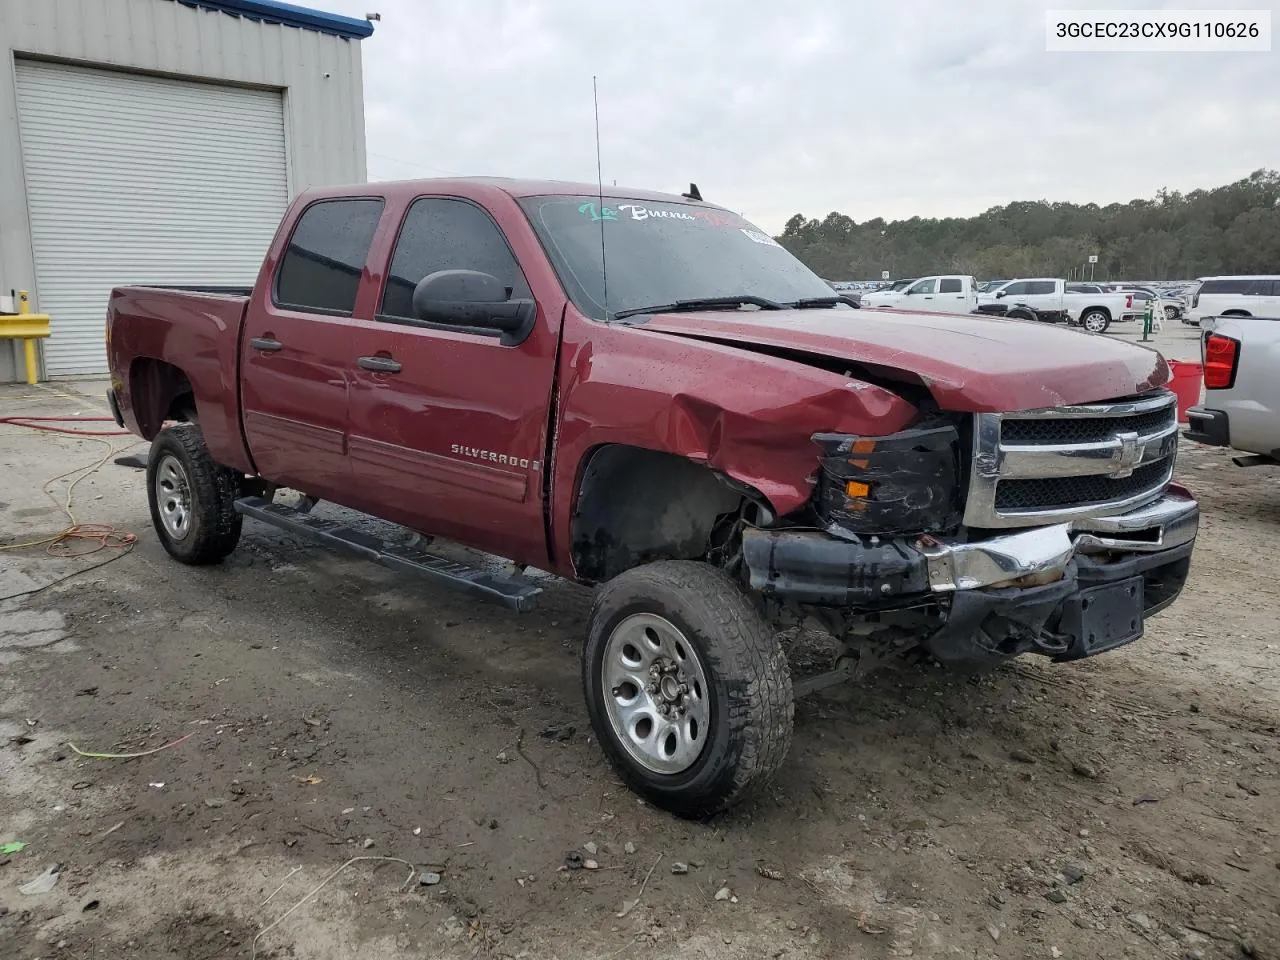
<box><xmin>106</xmin><ymin>178</ymin><xmax>1199</xmax><ymax>817</ymax></box>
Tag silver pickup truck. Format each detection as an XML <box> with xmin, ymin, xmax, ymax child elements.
<box><xmin>1184</xmin><ymin>314</ymin><xmax>1280</xmax><ymax>464</ymax></box>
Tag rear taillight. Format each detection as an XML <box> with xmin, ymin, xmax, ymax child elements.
<box><xmin>1125</xmin><ymin>294</ymin><xmax>1133</xmax><ymax>309</ymax></box>
<box><xmin>1204</xmin><ymin>333</ymin><xmax>1239</xmax><ymax>389</ymax></box>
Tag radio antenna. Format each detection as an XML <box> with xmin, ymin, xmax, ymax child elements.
<box><xmin>593</xmin><ymin>75</ymin><xmax>609</xmax><ymax>318</ymax></box>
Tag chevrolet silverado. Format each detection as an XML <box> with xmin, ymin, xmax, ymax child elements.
<box><xmin>106</xmin><ymin>178</ymin><xmax>1199</xmax><ymax>818</ymax></box>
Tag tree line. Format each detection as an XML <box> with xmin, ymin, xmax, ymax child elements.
<box><xmin>777</xmin><ymin>169</ymin><xmax>1280</xmax><ymax>282</ymax></box>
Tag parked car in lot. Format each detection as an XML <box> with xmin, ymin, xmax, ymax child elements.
<box><xmin>105</xmin><ymin>177</ymin><xmax>1199</xmax><ymax>818</ymax></box>
<box><xmin>1185</xmin><ymin>314</ymin><xmax>1280</xmax><ymax>465</ymax></box>
<box><xmin>862</xmin><ymin>277</ymin><xmax>917</xmax><ymax>297</ymax></box>
<box><xmin>1112</xmin><ymin>286</ymin><xmax>1184</xmax><ymax>323</ymax></box>
<box><xmin>980</xmin><ymin>278</ymin><xmax>1143</xmax><ymax>333</ymax></box>
<box><xmin>1186</xmin><ymin>276</ymin><xmax>1280</xmax><ymax>326</ymax></box>
<box><xmin>859</xmin><ymin>274</ymin><xmax>979</xmax><ymax>312</ymax></box>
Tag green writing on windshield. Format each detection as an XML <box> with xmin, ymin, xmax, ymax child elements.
<box><xmin>578</xmin><ymin>202</ymin><xmax>618</xmax><ymax>222</ymax></box>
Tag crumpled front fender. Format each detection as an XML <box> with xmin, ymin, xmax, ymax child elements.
<box><xmin>548</xmin><ymin>317</ymin><xmax>919</xmax><ymax>577</ymax></box>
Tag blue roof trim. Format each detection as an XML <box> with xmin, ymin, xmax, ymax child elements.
<box><xmin>172</xmin><ymin>0</ymin><xmax>375</xmax><ymax>40</ymax></box>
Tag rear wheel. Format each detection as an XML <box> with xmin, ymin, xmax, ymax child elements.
<box><xmin>147</xmin><ymin>423</ymin><xmax>243</xmax><ymax>565</ymax></box>
<box><xmin>583</xmin><ymin>561</ymin><xmax>793</xmax><ymax>819</ymax></box>
<box><xmin>1081</xmin><ymin>309</ymin><xmax>1110</xmax><ymax>334</ymax></box>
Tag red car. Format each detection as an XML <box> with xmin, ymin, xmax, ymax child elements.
<box><xmin>106</xmin><ymin>178</ymin><xmax>1198</xmax><ymax>817</ymax></box>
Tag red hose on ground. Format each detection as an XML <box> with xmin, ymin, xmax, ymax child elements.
<box><xmin>0</xmin><ymin>415</ymin><xmax>131</xmax><ymax>436</ymax></box>
<box><xmin>1</xmin><ymin>414</ymin><xmax>139</xmax><ymax>555</ymax></box>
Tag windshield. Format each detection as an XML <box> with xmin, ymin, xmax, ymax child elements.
<box><xmin>518</xmin><ymin>195</ymin><xmax>835</xmax><ymax>320</ymax></box>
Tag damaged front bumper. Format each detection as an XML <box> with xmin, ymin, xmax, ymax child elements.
<box><xmin>742</xmin><ymin>487</ymin><xmax>1198</xmax><ymax>665</ymax></box>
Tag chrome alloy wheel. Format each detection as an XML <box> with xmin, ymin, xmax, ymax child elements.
<box><xmin>154</xmin><ymin>454</ymin><xmax>193</xmax><ymax>541</ymax></box>
<box><xmin>600</xmin><ymin>613</ymin><xmax>711</xmax><ymax>775</ymax></box>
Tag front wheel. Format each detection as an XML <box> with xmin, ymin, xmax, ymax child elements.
<box><xmin>583</xmin><ymin>561</ymin><xmax>793</xmax><ymax>819</ymax></box>
<box><xmin>1164</xmin><ymin>305</ymin><xmax>1179</xmax><ymax>322</ymax></box>
<box><xmin>1080</xmin><ymin>309</ymin><xmax>1110</xmax><ymax>334</ymax></box>
<box><xmin>147</xmin><ymin>423</ymin><xmax>243</xmax><ymax>565</ymax></box>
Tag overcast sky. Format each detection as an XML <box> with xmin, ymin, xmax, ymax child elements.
<box><xmin>321</xmin><ymin>0</ymin><xmax>1280</xmax><ymax>233</ymax></box>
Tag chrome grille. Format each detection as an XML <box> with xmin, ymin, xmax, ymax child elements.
<box><xmin>965</xmin><ymin>391</ymin><xmax>1178</xmax><ymax>528</ymax></box>
<box><xmin>995</xmin><ymin>461</ymin><xmax>1169</xmax><ymax>511</ymax></box>
<box><xmin>999</xmin><ymin>407</ymin><xmax>1174</xmax><ymax>445</ymax></box>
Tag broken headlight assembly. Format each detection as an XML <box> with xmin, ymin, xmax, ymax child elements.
<box><xmin>812</xmin><ymin>424</ymin><xmax>962</xmax><ymax>537</ymax></box>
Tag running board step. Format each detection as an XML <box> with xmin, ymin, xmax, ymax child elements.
<box><xmin>233</xmin><ymin>497</ymin><xmax>542</xmax><ymax>612</ymax></box>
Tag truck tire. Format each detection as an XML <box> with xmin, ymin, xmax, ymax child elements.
<box><xmin>146</xmin><ymin>423</ymin><xmax>243</xmax><ymax>565</ymax></box>
<box><xmin>1080</xmin><ymin>309</ymin><xmax>1110</xmax><ymax>334</ymax></box>
<box><xmin>582</xmin><ymin>560</ymin><xmax>794</xmax><ymax>819</ymax></box>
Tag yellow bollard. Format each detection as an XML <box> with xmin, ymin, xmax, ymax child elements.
<box><xmin>23</xmin><ymin>337</ymin><xmax>38</xmax><ymax>385</ymax></box>
<box><xmin>2</xmin><ymin>289</ymin><xmax>51</xmax><ymax>385</ymax></box>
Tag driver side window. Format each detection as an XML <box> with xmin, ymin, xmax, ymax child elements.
<box><xmin>908</xmin><ymin>278</ymin><xmax>937</xmax><ymax>295</ymax></box>
<box><xmin>380</xmin><ymin>198</ymin><xmax>531</xmax><ymax>321</ymax></box>
<box><xmin>1001</xmin><ymin>281</ymin><xmax>1028</xmax><ymax>296</ymax></box>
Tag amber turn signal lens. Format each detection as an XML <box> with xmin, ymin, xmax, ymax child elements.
<box><xmin>845</xmin><ymin>480</ymin><xmax>870</xmax><ymax>498</ymax></box>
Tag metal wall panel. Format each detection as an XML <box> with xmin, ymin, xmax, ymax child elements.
<box><xmin>0</xmin><ymin>0</ymin><xmax>368</xmax><ymax>380</ymax></box>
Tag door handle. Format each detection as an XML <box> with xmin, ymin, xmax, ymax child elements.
<box><xmin>250</xmin><ymin>337</ymin><xmax>283</xmax><ymax>352</ymax></box>
<box><xmin>358</xmin><ymin>355</ymin><xmax>402</xmax><ymax>373</ymax></box>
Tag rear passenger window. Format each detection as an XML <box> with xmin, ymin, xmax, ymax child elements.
<box><xmin>381</xmin><ymin>198</ymin><xmax>531</xmax><ymax>321</ymax></box>
<box><xmin>275</xmin><ymin>199</ymin><xmax>385</xmax><ymax>315</ymax></box>
<box><xmin>1201</xmin><ymin>279</ymin><xmax>1252</xmax><ymax>295</ymax></box>
<box><xmin>939</xmin><ymin>278</ymin><xmax>962</xmax><ymax>293</ymax></box>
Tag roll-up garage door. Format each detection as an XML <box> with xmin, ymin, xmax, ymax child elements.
<box><xmin>15</xmin><ymin>59</ymin><xmax>288</xmax><ymax>376</ymax></box>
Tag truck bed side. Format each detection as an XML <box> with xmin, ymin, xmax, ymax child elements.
<box><xmin>1190</xmin><ymin>314</ymin><xmax>1280</xmax><ymax>457</ymax></box>
<box><xmin>106</xmin><ymin>285</ymin><xmax>254</xmax><ymax>473</ymax></box>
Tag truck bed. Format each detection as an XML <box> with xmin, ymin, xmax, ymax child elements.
<box><xmin>1186</xmin><ymin>314</ymin><xmax>1280</xmax><ymax>459</ymax></box>
<box><xmin>106</xmin><ymin>284</ymin><xmax>254</xmax><ymax>473</ymax></box>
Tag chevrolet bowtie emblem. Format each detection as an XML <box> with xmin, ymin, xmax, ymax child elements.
<box><xmin>1110</xmin><ymin>431</ymin><xmax>1142</xmax><ymax>478</ymax></box>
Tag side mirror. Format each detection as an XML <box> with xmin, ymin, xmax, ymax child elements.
<box><xmin>412</xmin><ymin>270</ymin><xmax>536</xmax><ymax>344</ymax></box>
<box><xmin>995</xmin><ymin>290</ymin><xmax>1006</xmax><ymax>298</ymax></box>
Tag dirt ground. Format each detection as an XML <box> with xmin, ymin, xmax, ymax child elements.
<box><xmin>2</xmin><ymin>349</ymin><xmax>1276</xmax><ymax>960</ymax></box>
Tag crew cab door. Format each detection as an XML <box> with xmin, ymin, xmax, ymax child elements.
<box><xmin>902</xmin><ymin>277</ymin><xmax>938</xmax><ymax>307</ymax></box>
<box><xmin>994</xmin><ymin>279</ymin><xmax>1028</xmax><ymax>307</ymax></box>
<box><xmin>1023</xmin><ymin>279</ymin><xmax>1065</xmax><ymax>310</ymax></box>
<box><xmin>240</xmin><ymin>197</ymin><xmax>384</xmax><ymax>499</ymax></box>
<box><xmin>346</xmin><ymin>196</ymin><xmax>560</xmax><ymax>566</ymax></box>
<box><xmin>935</xmin><ymin>276</ymin><xmax>974</xmax><ymax>312</ymax></box>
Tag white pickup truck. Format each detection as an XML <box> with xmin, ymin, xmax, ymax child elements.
<box><xmin>859</xmin><ymin>275</ymin><xmax>978</xmax><ymax>313</ymax></box>
<box><xmin>1185</xmin><ymin>315</ymin><xmax>1280</xmax><ymax>465</ymax></box>
<box><xmin>979</xmin><ymin>278</ymin><xmax>1143</xmax><ymax>333</ymax></box>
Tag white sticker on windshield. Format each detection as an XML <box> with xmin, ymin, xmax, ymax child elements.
<box><xmin>616</xmin><ymin>204</ymin><xmax>697</xmax><ymax>222</ymax></box>
<box><xmin>740</xmin><ymin>228</ymin><xmax>782</xmax><ymax>247</ymax></box>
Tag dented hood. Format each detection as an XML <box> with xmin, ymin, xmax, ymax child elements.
<box><xmin>636</xmin><ymin>306</ymin><xmax>1170</xmax><ymax>412</ymax></box>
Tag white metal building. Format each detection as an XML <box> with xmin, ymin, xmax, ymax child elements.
<box><xmin>0</xmin><ymin>0</ymin><xmax>372</xmax><ymax>381</ymax></box>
